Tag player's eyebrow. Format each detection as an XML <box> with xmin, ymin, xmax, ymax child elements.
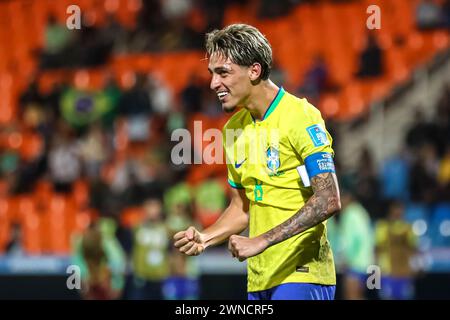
<box><xmin>208</xmin><ymin>66</ymin><xmax>232</xmax><ymax>74</ymax></box>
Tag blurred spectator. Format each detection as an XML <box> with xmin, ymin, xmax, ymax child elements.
<box><xmin>298</xmin><ymin>55</ymin><xmax>330</xmax><ymax>103</ymax></box>
<box><xmin>438</xmin><ymin>144</ymin><xmax>450</xmax><ymax>201</ymax></box>
<box><xmin>193</xmin><ymin>179</ymin><xmax>227</xmax><ymax>228</ymax></box>
<box><xmin>434</xmin><ymin>85</ymin><xmax>450</xmax><ymax>156</ymax></box>
<box><xmin>73</xmin><ymin>219</ymin><xmax>126</xmax><ymax>300</ymax></box>
<box><xmin>375</xmin><ymin>200</ymin><xmax>418</xmax><ymax>300</ymax></box>
<box><xmin>45</xmin><ymin>81</ymin><xmax>69</xmax><ymax>121</ymax></box>
<box><xmin>101</xmin><ymin>74</ymin><xmax>122</xmax><ymax>129</ymax></box>
<box><xmin>19</xmin><ymin>74</ymin><xmax>44</xmax><ymax>110</ymax></box>
<box><xmin>44</xmin><ymin>15</ymin><xmax>72</xmax><ymax>54</ymax></box>
<box><xmin>89</xmin><ymin>170</ymin><xmax>116</xmax><ymax>217</ymax></box>
<box><xmin>40</xmin><ymin>15</ymin><xmax>72</xmax><ymax>69</ymax></box>
<box><xmin>159</xmin><ymin>21</ymin><xmax>188</xmax><ymax>51</ymax></box>
<box><xmin>12</xmin><ymin>136</ymin><xmax>46</xmax><ymax>194</ymax></box>
<box><xmin>161</xmin><ymin>0</ymin><xmax>193</xmax><ymax>20</ymax></box>
<box><xmin>48</xmin><ymin>125</ymin><xmax>82</xmax><ymax>193</ymax></box>
<box><xmin>147</xmin><ymin>74</ymin><xmax>173</xmax><ymax>115</ymax></box>
<box><xmin>444</xmin><ymin>0</ymin><xmax>450</xmax><ymax>27</ymax></box>
<box><xmin>118</xmin><ymin>73</ymin><xmax>153</xmax><ymax>142</ymax></box>
<box><xmin>353</xmin><ymin>148</ymin><xmax>381</xmax><ymax>219</ymax></box>
<box><xmin>181</xmin><ymin>74</ymin><xmax>204</xmax><ymax>114</ymax></box>
<box><xmin>258</xmin><ymin>0</ymin><xmax>293</xmax><ymax>18</ymax></box>
<box><xmin>137</xmin><ymin>0</ymin><xmax>165</xmax><ymax>33</ymax></box>
<box><xmin>99</xmin><ymin>14</ymin><xmax>127</xmax><ymax>54</ymax></box>
<box><xmin>380</xmin><ymin>152</ymin><xmax>410</xmax><ymax>201</ymax></box>
<box><xmin>405</xmin><ymin>109</ymin><xmax>440</xmax><ymax>152</ymax></box>
<box><xmin>74</xmin><ymin>14</ymin><xmax>113</xmax><ymax>68</ymax></box>
<box><xmin>151</xmin><ymin>0</ymin><xmax>203</xmax><ymax>51</ymax></box>
<box><xmin>409</xmin><ymin>143</ymin><xmax>440</xmax><ymax>203</ymax></box>
<box><xmin>164</xmin><ymin>182</ymin><xmax>193</xmax><ymax>219</ymax></box>
<box><xmin>79</xmin><ymin>124</ymin><xmax>110</xmax><ymax>179</ymax></box>
<box><xmin>202</xmin><ymin>0</ymin><xmax>227</xmax><ymax>30</ymax></box>
<box><xmin>356</xmin><ymin>34</ymin><xmax>384</xmax><ymax>78</ymax></box>
<box><xmin>328</xmin><ymin>189</ymin><xmax>374</xmax><ymax>300</ymax></box>
<box><xmin>416</xmin><ymin>0</ymin><xmax>445</xmax><ymax>30</ymax></box>
<box><xmin>130</xmin><ymin>197</ymin><xmax>170</xmax><ymax>299</ymax></box>
<box><xmin>107</xmin><ymin>156</ymin><xmax>154</xmax><ymax>206</ymax></box>
<box><xmin>0</xmin><ymin>149</ymin><xmax>19</xmax><ymax>178</ymax></box>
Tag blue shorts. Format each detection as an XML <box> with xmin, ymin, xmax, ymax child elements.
<box><xmin>248</xmin><ymin>283</ymin><xmax>336</xmax><ymax>300</ymax></box>
<box><xmin>380</xmin><ymin>276</ymin><xmax>414</xmax><ymax>300</ymax></box>
<box><xmin>162</xmin><ymin>276</ymin><xmax>199</xmax><ymax>300</ymax></box>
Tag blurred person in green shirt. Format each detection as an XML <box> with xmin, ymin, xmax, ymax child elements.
<box><xmin>328</xmin><ymin>189</ymin><xmax>374</xmax><ymax>299</ymax></box>
<box><xmin>73</xmin><ymin>218</ymin><xmax>126</xmax><ymax>299</ymax></box>
<box><xmin>44</xmin><ymin>15</ymin><xmax>72</xmax><ymax>55</ymax></box>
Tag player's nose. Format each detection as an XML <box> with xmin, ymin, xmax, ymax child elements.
<box><xmin>210</xmin><ymin>74</ymin><xmax>220</xmax><ymax>91</ymax></box>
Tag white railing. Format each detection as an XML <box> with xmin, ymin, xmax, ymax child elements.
<box><xmin>337</xmin><ymin>49</ymin><xmax>450</xmax><ymax>172</ymax></box>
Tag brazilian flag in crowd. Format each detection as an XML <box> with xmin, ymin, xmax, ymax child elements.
<box><xmin>60</xmin><ymin>88</ymin><xmax>115</xmax><ymax>128</ymax></box>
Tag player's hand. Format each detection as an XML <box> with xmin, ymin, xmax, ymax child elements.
<box><xmin>228</xmin><ymin>235</ymin><xmax>268</xmax><ymax>262</ymax></box>
<box><xmin>173</xmin><ymin>226</ymin><xmax>206</xmax><ymax>256</ymax></box>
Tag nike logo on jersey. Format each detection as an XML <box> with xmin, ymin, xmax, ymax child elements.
<box><xmin>235</xmin><ymin>158</ymin><xmax>247</xmax><ymax>169</ymax></box>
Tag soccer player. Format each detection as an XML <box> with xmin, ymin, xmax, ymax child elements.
<box><xmin>174</xmin><ymin>24</ymin><xmax>341</xmax><ymax>300</ymax></box>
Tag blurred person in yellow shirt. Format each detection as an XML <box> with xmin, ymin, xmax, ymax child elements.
<box><xmin>375</xmin><ymin>200</ymin><xmax>418</xmax><ymax>300</ymax></box>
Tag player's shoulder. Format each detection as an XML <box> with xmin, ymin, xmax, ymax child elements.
<box><xmin>282</xmin><ymin>90</ymin><xmax>323</xmax><ymax>123</ymax></box>
<box><xmin>222</xmin><ymin>108</ymin><xmax>251</xmax><ymax>132</ymax></box>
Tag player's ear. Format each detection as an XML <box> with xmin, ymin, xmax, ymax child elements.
<box><xmin>248</xmin><ymin>63</ymin><xmax>262</xmax><ymax>81</ymax></box>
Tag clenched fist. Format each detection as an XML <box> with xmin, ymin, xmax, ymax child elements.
<box><xmin>228</xmin><ymin>235</ymin><xmax>268</xmax><ymax>262</ymax></box>
<box><xmin>173</xmin><ymin>226</ymin><xmax>206</xmax><ymax>256</ymax></box>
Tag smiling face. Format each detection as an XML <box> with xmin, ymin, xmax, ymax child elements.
<box><xmin>208</xmin><ymin>53</ymin><xmax>253</xmax><ymax>113</ymax></box>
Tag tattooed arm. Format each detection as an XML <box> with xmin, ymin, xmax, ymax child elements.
<box><xmin>228</xmin><ymin>172</ymin><xmax>341</xmax><ymax>261</ymax></box>
<box><xmin>262</xmin><ymin>172</ymin><xmax>341</xmax><ymax>246</ymax></box>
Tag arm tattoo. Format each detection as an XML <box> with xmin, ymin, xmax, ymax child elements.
<box><xmin>262</xmin><ymin>172</ymin><xmax>340</xmax><ymax>246</ymax></box>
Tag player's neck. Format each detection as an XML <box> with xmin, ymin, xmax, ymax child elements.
<box><xmin>246</xmin><ymin>80</ymin><xmax>279</xmax><ymax>121</ymax></box>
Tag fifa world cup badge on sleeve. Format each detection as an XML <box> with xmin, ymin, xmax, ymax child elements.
<box><xmin>307</xmin><ymin>124</ymin><xmax>329</xmax><ymax>147</ymax></box>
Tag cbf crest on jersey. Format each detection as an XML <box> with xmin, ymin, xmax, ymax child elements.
<box><xmin>266</xmin><ymin>146</ymin><xmax>280</xmax><ymax>173</ymax></box>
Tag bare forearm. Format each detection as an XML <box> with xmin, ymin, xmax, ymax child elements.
<box><xmin>261</xmin><ymin>172</ymin><xmax>340</xmax><ymax>247</ymax></box>
<box><xmin>203</xmin><ymin>204</ymin><xmax>248</xmax><ymax>248</ymax></box>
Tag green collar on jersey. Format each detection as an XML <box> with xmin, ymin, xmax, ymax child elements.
<box><xmin>252</xmin><ymin>86</ymin><xmax>285</xmax><ymax>122</ymax></box>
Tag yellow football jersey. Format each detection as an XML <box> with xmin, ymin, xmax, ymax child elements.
<box><xmin>223</xmin><ymin>87</ymin><xmax>336</xmax><ymax>292</ymax></box>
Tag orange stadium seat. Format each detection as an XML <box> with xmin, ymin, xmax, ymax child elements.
<box><xmin>33</xmin><ymin>180</ymin><xmax>53</xmax><ymax>210</ymax></box>
<box><xmin>319</xmin><ymin>93</ymin><xmax>340</xmax><ymax>119</ymax></box>
<box><xmin>385</xmin><ymin>47</ymin><xmax>411</xmax><ymax>84</ymax></box>
<box><xmin>72</xmin><ymin>179</ymin><xmax>90</xmax><ymax>209</ymax></box>
<box><xmin>0</xmin><ymin>198</ymin><xmax>11</xmax><ymax>253</ymax></box>
<box><xmin>16</xmin><ymin>196</ymin><xmax>37</xmax><ymax>225</ymax></box>
<box><xmin>42</xmin><ymin>195</ymin><xmax>72</xmax><ymax>254</ymax></box>
<box><xmin>20</xmin><ymin>131</ymin><xmax>44</xmax><ymax>162</ymax></box>
<box><xmin>22</xmin><ymin>210</ymin><xmax>42</xmax><ymax>255</ymax></box>
<box><xmin>121</xmin><ymin>207</ymin><xmax>145</xmax><ymax>228</ymax></box>
<box><xmin>0</xmin><ymin>73</ymin><xmax>16</xmax><ymax>124</ymax></box>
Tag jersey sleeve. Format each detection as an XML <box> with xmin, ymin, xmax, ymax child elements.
<box><xmin>288</xmin><ymin>99</ymin><xmax>336</xmax><ymax>178</ymax></box>
<box><xmin>222</xmin><ymin>126</ymin><xmax>244</xmax><ymax>189</ymax></box>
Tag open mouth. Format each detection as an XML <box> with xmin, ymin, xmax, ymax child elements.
<box><xmin>217</xmin><ymin>91</ymin><xmax>229</xmax><ymax>100</ymax></box>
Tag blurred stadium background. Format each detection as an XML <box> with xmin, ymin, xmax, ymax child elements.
<box><xmin>0</xmin><ymin>0</ymin><xmax>449</xmax><ymax>300</ymax></box>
